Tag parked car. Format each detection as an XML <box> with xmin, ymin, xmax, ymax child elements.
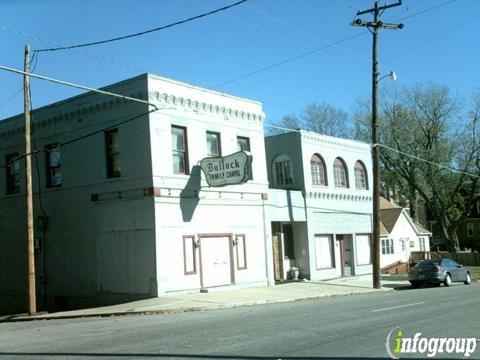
<box><xmin>408</xmin><ymin>258</ymin><xmax>471</xmax><ymax>287</ymax></box>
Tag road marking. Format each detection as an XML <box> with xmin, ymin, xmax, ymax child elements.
<box><xmin>371</xmin><ymin>301</ymin><xmax>425</xmax><ymax>312</ymax></box>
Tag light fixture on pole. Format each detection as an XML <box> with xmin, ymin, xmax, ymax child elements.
<box><xmin>351</xmin><ymin>1</ymin><xmax>404</xmax><ymax>289</ymax></box>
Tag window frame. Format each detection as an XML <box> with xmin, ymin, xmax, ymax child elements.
<box><xmin>354</xmin><ymin>160</ymin><xmax>368</xmax><ymax>190</ymax></box>
<box><xmin>311</xmin><ymin>154</ymin><xmax>327</xmax><ymax>186</ymax></box>
<box><xmin>381</xmin><ymin>238</ymin><xmax>394</xmax><ymax>255</ymax></box>
<box><xmin>355</xmin><ymin>234</ymin><xmax>372</xmax><ymax>265</ymax></box>
<box><xmin>314</xmin><ymin>234</ymin><xmax>335</xmax><ymax>270</ymax></box>
<box><xmin>45</xmin><ymin>143</ymin><xmax>62</xmax><ymax>188</ymax></box>
<box><xmin>171</xmin><ymin>125</ymin><xmax>189</xmax><ymax>175</ymax></box>
<box><xmin>333</xmin><ymin>157</ymin><xmax>349</xmax><ymax>188</ymax></box>
<box><xmin>467</xmin><ymin>223</ymin><xmax>474</xmax><ymax>238</ymax></box>
<box><xmin>105</xmin><ymin>128</ymin><xmax>121</xmax><ymax>178</ymax></box>
<box><xmin>206</xmin><ymin>131</ymin><xmax>221</xmax><ymax>157</ymax></box>
<box><xmin>5</xmin><ymin>152</ymin><xmax>20</xmax><ymax>194</ymax></box>
<box><xmin>237</xmin><ymin>136</ymin><xmax>253</xmax><ymax>180</ymax></box>
<box><xmin>183</xmin><ymin>235</ymin><xmax>197</xmax><ymax>275</ymax></box>
<box><xmin>273</xmin><ymin>154</ymin><xmax>293</xmax><ymax>187</ymax></box>
<box><xmin>235</xmin><ymin>234</ymin><xmax>247</xmax><ymax>270</ymax></box>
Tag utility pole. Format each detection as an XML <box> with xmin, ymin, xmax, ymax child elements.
<box><xmin>24</xmin><ymin>44</ymin><xmax>36</xmax><ymax>314</ymax></box>
<box><xmin>351</xmin><ymin>2</ymin><xmax>403</xmax><ymax>289</ymax></box>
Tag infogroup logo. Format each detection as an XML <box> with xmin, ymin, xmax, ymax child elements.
<box><xmin>385</xmin><ymin>327</ymin><xmax>479</xmax><ymax>359</ymax></box>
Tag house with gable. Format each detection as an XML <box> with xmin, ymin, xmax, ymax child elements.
<box><xmin>379</xmin><ymin>197</ymin><xmax>432</xmax><ymax>268</ymax></box>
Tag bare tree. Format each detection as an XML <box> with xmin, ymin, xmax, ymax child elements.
<box><xmin>361</xmin><ymin>83</ymin><xmax>480</xmax><ymax>251</ymax></box>
<box><xmin>268</xmin><ymin>102</ymin><xmax>353</xmax><ymax>138</ymax></box>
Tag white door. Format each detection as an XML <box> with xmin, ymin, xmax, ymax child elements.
<box><xmin>200</xmin><ymin>236</ymin><xmax>233</xmax><ymax>288</ymax></box>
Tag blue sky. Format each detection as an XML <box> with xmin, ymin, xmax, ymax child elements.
<box><xmin>0</xmin><ymin>0</ymin><xmax>478</xmax><ymax>126</ymax></box>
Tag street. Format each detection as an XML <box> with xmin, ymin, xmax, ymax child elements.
<box><xmin>1</xmin><ymin>282</ymin><xmax>479</xmax><ymax>359</ymax></box>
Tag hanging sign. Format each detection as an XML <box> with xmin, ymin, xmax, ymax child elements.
<box><xmin>200</xmin><ymin>151</ymin><xmax>252</xmax><ymax>187</ymax></box>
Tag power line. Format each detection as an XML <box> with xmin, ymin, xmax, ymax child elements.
<box><xmin>241</xmin><ymin>3</ymin><xmax>369</xmax><ymax>62</ymax></box>
<box><xmin>377</xmin><ymin>143</ymin><xmax>480</xmax><ymax>180</ymax></box>
<box><xmin>36</xmin><ymin>0</ymin><xmax>247</xmax><ymax>52</ymax></box>
<box><xmin>0</xmin><ymin>65</ymin><xmax>158</xmax><ymax>109</ymax></box>
<box><xmin>212</xmin><ymin>0</ymin><xmax>458</xmax><ymax>89</ymax></box>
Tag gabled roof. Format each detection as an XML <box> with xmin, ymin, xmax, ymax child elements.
<box><xmin>379</xmin><ymin>208</ymin><xmax>404</xmax><ymax>233</ymax></box>
<box><xmin>380</xmin><ymin>220</ymin><xmax>390</xmax><ymax>236</ymax></box>
<box><xmin>380</xmin><ymin>196</ymin><xmax>401</xmax><ymax>209</ymax></box>
<box><xmin>414</xmin><ymin>222</ymin><xmax>432</xmax><ymax>236</ymax></box>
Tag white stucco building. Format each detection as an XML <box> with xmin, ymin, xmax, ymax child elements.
<box><xmin>0</xmin><ymin>73</ymin><xmax>272</xmax><ymax>314</ymax></box>
<box><xmin>264</xmin><ymin>131</ymin><xmax>374</xmax><ymax>281</ymax></box>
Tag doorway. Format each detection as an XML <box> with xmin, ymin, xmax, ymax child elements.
<box><xmin>336</xmin><ymin>234</ymin><xmax>353</xmax><ymax>277</ymax></box>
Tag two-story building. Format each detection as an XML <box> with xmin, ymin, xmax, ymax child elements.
<box><xmin>264</xmin><ymin>131</ymin><xmax>373</xmax><ymax>281</ymax></box>
<box><xmin>0</xmin><ymin>73</ymin><xmax>271</xmax><ymax>314</ymax></box>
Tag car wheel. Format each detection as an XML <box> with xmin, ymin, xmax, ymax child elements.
<box><xmin>410</xmin><ymin>281</ymin><xmax>419</xmax><ymax>288</ymax></box>
<box><xmin>464</xmin><ymin>273</ymin><xmax>471</xmax><ymax>285</ymax></box>
<box><xmin>444</xmin><ymin>273</ymin><xmax>452</xmax><ymax>287</ymax></box>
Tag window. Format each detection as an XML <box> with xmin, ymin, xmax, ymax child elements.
<box><xmin>467</xmin><ymin>223</ymin><xmax>474</xmax><ymax>239</ymax></box>
<box><xmin>274</xmin><ymin>155</ymin><xmax>293</xmax><ymax>187</ymax></box>
<box><xmin>419</xmin><ymin>237</ymin><xmax>426</xmax><ymax>251</ymax></box>
<box><xmin>105</xmin><ymin>129</ymin><xmax>121</xmax><ymax>178</ymax></box>
<box><xmin>45</xmin><ymin>144</ymin><xmax>62</xmax><ymax>187</ymax></box>
<box><xmin>206</xmin><ymin>131</ymin><xmax>221</xmax><ymax>157</ymax></box>
<box><xmin>381</xmin><ymin>238</ymin><xmax>394</xmax><ymax>255</ymax></box>
<box><xmin>311</xmin><ymin>154</ymin><xmax>327</xmax><ymax>186</ymax></box>
<box><xmin>356</xmin><ymin>234</ymin><xmax>371</xmax><ymax>265</ymax></box>
<box><xmin>6</xmin><ymin>153</ymin><xmax>20</xmax><ymax>194</ymax></box>
<box><xmin>333</xmin><ymin>157</ymin><xmax>349</xmax><ymax>188</ymax></box>
<box><xmin>235</xmin><ymin>234</ymin><xmax>247</xmax><ymax>270</ymax></box>
<box><xmin>172</xmin><ymin>126</ymin><xmax>189</xmax><ymax>175</ymax></box>
<box><xmin>237</xmin><ymin>136</ymin><xmax>250</xmax><ymax>152</ymax></box>
<box><xmin>237</xmin><ymin>136</ymin><xmax>252</xmax><ymax>180</ymax></box>
<box><xmin>354</xmin><ymin>161</ymin><xmax>368</xmax><ymax>190</ymax></box>
<box><xmin>315</xmin><ymin>235</ymin><xmax>335</xmax><ymax>269</ymax></box>
<box><xmin>400</xmin><ymin>239</ymin><xmax>406</xmax><ymax>251</ymax></box>
<box><xmin>183</xmin><ymin>235</ymin><xmax>197</xmax><ymax>275</ymax></box>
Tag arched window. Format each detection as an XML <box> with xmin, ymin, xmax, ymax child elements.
<box><xmin>273</xmin><ymin>154</ymin><xmax>293</xmax><ymax>187</ymax></box>
<box><xmin>333</xmin><ymin>157</ymin><xmax>349</xmax><ymax>188</ymax></box>
<box><xmin>311</xmin><ymin>154</ymin><xmax>327</xmax><ymax>186</ymax></box>
<box><xmin>354</xmin><ymin>160</ymin><xmax>368</xmax><ymax>190</ymax></box>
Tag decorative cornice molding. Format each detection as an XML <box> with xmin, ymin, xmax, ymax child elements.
<box><xmin>306</xmin><ymin>190</ymin><xmax>372</xmax><ymax>202</ymax></box>
<box><xmin>148</xmin><ymin>90</ymin><xmax>265</xmax><ymax>123</ymax></box>
<box><xmin>300</xmin><ymin>132</ymin><xmax>371</xmax><ymax>153</ymax></box>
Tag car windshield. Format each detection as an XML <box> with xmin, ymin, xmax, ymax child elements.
<box><xmin>416</xmin><ymin>260</ymin><xmax>440</xmax><ymax>267</ymax></box>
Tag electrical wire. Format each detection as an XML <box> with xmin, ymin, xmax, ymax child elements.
<box><xmin>241</xmin><ymin>2</ymin><xmax>369</xmax><ymax>62</ymax></box>
<box><xmin>35</xmin><ymin>0</ymin><xmax>247</xmax><ymax>52</ymax></box>
<box><xmin>212</xmin><ymin>0</ymin><xmax>458</xmax><ymax>89</ymax></box>
<box><xmin>376</xmin><ymin>143</ymin><xmax>480</xmax><ymax>180</ymax></box>
<box><xmin>0</xmin><ymin>64</ymin><xmax>158</xmax><ymax>110</ymax></box>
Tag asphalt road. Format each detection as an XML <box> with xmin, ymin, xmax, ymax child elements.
<box><xmin>1</xmin><ymin>282</ymin><xmax>479</xmax><ymax>359</ymax></box>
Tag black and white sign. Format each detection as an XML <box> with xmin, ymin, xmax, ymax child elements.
<box><xmin>200</xmin><ymin>151</ymin><xmax>252</xmax><ymax>187</ymax></box>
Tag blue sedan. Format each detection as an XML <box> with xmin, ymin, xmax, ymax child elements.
<box><xmin>408</xmin><ymin>258</ymin><xmax>472</xmax><ymax>287</ymax></box>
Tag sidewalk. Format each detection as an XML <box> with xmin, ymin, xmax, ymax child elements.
<box><xmin>1</xmin><ymin>275</ymin><xmax>409</xmax><ymax>322</ymax></box>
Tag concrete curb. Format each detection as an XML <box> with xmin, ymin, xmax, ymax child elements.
<box><xmin>0</xmin><ymin>288</ymin><xmax>388</xmax><ymax>323</ymax></box>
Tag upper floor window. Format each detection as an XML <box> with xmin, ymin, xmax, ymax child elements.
<box><xmin>273</xmin><ymin>154</ymin><xmax>293</xmax><ymax>187</ymax></box>
<box><xmin>45</xmin><ymin>144</ymin><xmax>62</xmax><ymax>187</ymax></box>
<box><xmin>467</xmin><ymin>223</ymin><xmax>474</xmax><ymax>239</ymax></box>
<box><xmin>354</xmin><ymin>160</ymin><xmax>368</xmax><ymax>190</ymax></box>
<box><xmin>237</xmin><ymin>136</ymin><xmax>252</xmax><ymax>180</ymax></box>
<box><xmin>206</xmin><ymin>131</ymin><xmax>221</xmax><ymax>157</ymax></box>
<box><xmin>6</xmin><ymin>153</ymin><xmax>20</xmax><ymax>194</ymax></box>
<box><xmin>105</xmin><ymin>128</ymin><xmax>121</xmax><ymax>178</ymax></box>
<box><xmin>333</xmin><ymin>157</ymin><xmax>349</xmax><ymax>188</ymax></box>
<box><xmin>311</xmin><ymin>154</ymin><xmax>327</xmax><ymax>186</ymax></box>
<box><xmin>237</xmin><ymin>136</ymin><xmax>250</xmax><ymax>152</ymax></box>
<box><xmin>172</xmin><ymin>126</ymin><xmax>189</xmax><ymax>175</ymax></box>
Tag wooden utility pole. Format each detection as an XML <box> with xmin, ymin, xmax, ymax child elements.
<box><xmin>351</xmin><ymin>2</ymin><xmax>403</xmax><ymax>289</ymax></box>
<box><xmin>24</xmin><ymin>44</ymin><xmax>36</xmax><ymax>315</ymax></box>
